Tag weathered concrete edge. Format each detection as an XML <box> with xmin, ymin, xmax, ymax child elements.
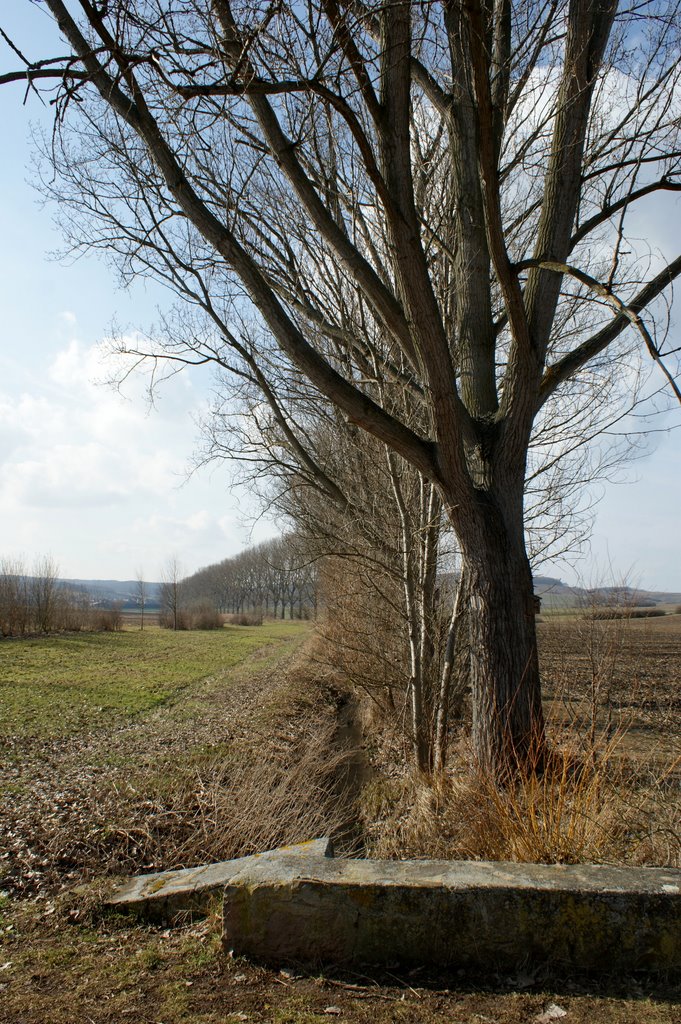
<box><xmin>105</xmin><ymin>837</ymin><xmax>334</xmax><ymax>920</ymax></box>
<box><xmin>221</xmin><ymin>854</ymin><xmax>681</xmax><ymax>894</ymax></box>
<box><xmin>222</xmin><ymin>856</ymin><xmax>681</xmax><ymax>974</ymax></box>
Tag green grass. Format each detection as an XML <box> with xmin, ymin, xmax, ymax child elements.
<box><xmin>0</xmin><ymin>621</ymin><xmax>308</xmax><ymax>740</ymax></box>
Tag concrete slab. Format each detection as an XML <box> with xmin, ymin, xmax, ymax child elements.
<box><xmin>222</xmin><ymin>855</ymin><xmax>681</xmax><ymax>974</ymax></box>
<box><xmin>106</xmin><ymin>837</ymin><xmax>334</xmax><ymax>920</ymax></box>
<box><xmin>106</xmin><ymin>838</ymin><xmax>681</xmax><ymax>973</ymax></box>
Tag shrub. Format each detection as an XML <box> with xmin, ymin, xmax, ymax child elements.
<box><xmin>186</xmin><ymin>600</ymin><xmax>223</xmax><ymax>630</ymax></box>
<box><xmin>583</xmin><ymin>607</ymin><xmax>666</xmax><ymax>620</ymax></box>
<box><xmin>159</xmin><ymin>601</ymin><xmax>224</xmax><ymax>629</ymax></box>
<box><xmin>92</xmin><ymin>603</ymin><xmax>123</xmax><ymax>632</ymax></box>
<box><xmin>158</xmin><ymin>609</ymin><xmax>189</xmax><ymax>630</ymax></box>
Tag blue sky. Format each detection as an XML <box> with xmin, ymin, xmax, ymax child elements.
<box><xmin>0</xmin><ymin>4</ymin><xmax>278</xmax><ymax>580</ymax></box>
<box><xmin>0</xmin><ymin>4</ymin><xmax>680</xmax><ymax>590</ymax></box>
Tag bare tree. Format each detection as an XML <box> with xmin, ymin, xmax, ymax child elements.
<box><xmin>3</xmin><ymin>0</ymin><xmax>681</xmax><ymax>777</ymax></box>
<box><xmin>195</xmin><ymin>318</ymin><xmax>623</xmax><ymax>772</ymax></box>
<box><xmin>160</xmin><ymin>555</ymin><xmax>184</xmax><ymax>630</ymax></box>
<box><xmin>135</xmin><ymin>567</ymin><xmax>147</xmax><ymax>630</ymax></box>
<box><xmin>0</xmin><ymin>557</ymin><xmax>30</xmax><ymax>637</ymax></box>
<box><xmin>30</xmin><ymin>555</ymin><xmax>60</xmax><ymax>635</ymax></box>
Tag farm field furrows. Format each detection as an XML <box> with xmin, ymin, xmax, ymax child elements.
<box><xmin>538</xmin><ymin>614</ymin><xmax>681</xmax><ymax>768</ymax></box>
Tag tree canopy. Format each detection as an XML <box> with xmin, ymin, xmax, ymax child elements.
<box><xmin>2</xmin><ymin>0</ymin><xmax>680</xmax><ymax>776</ymax></box>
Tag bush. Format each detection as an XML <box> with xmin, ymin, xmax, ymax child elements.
<box><xmin>186</xmin><ymin>600</ymin><xmax>223</xmax><ymax>630</ymax></box>
<box><xmin>91</xmin><ymin>603</ymin><xmax>123</xmax><ymax>632</ymax></box>
<box><xmin>158</xmin><ymin>609</ymin><xmax>189</xmax><ymax>630</ymax></box>
<box><xmin>159</xmin><ymin>601</ymin><xmax>223</xmax><ymax>629</ymax></box>
<box><xmin>583</xmin><ymin>607</ymin><xmax>666</xmax><ymax>620</ymax></box>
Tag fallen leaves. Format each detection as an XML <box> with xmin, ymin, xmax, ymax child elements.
<box><xmin>0</xmin><ymin>645</ymin><xmax>298</xmax><ymax>899</ymax></box>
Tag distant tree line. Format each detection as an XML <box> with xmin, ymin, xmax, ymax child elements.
<box><xmin>181</xmin><ymin>535</ymin><xmax>318</xmax><ymax>623</ymax></box>
<box><xmin>0</xmin><ymin>538</ymin><xmax>318</xmax><ymax>638</ymax></box>
<box><xmin>0</xmin><ymin>556</ymin><xmax>122</xmax><ymax>637</ymax></box>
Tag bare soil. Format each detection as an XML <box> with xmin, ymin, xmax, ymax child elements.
<box><xmin>538</xmin><ymin>613</ymin><xmax>681</xmax><ymax>778</ymax></box>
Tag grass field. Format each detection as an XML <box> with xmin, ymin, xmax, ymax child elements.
<box><xmin>0</xmin><ymin>619</ymin><xmax>679</xmax><ymax>1023</ymax></box>
<box><xmin>0</xmin><ymin>622</ymin><xmax>306</xmax><ymax>741</ymax></box>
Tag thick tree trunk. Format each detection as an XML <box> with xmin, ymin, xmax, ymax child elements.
<box><xmin>456</xmin><ymin>496</ymin><xmax>545</xmax><ymax>780</ymax></box>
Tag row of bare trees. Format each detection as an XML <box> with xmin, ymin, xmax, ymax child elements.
<box><xmin>182</xmin><ymin>536</ymin><xmax>319</xmax><ymax>621</ymax></box>
<box><xmin>0</xmin><ymin>556</ymin><xmax>122</xmax><ymax>636</ymax></box>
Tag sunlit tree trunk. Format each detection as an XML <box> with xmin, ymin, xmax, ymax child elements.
<box><xmin>451</xmin><ymin>481</ymin><xmax>544</xmax><ymax>778</ymax></box>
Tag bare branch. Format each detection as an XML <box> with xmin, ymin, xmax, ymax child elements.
<box><xmin>539</xmin><ymin>255</ymin><xmax>681</xmax><ymax>403</ymax></box>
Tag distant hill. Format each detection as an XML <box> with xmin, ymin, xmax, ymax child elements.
<box><xmin>533</xmin><ymin>576</ymin><xmax>681</xmax><ymax>609</ymax></box>
<box><xmin>60</xmin><ymin>579</ymin><xmax>162</xmax><ymax>609</ymax></box>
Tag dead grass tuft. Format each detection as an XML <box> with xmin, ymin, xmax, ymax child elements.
<box><xmin>363</xmin><ymin>741</ymin><xmax>680</xmax><ymax>867</ymax></box>
<box><xmin>142</xmin><ymin>680</ymin><xmax>358</xmax><ymax>866</ymax></box>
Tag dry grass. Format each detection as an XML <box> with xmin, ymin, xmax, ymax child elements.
<box><xmin>362</xmin><ymin>741</ymin><xmax>680</xmax><ymax>867</ymax></box>
<box><xmin>4</xmin><ymin>902</ymin><xmax>678</xmax><ymax>1024</ymax></box>
<box><xmin>4</xmin><ymin>675</ymin><xmax>357</xmax><ymax>893</ymax></box>
<box><xmin>135</xmin><ymin>676</ymin><xmax>358</xmax><ymax>867</ymax></box>
<box><xmin>0</xmin><ymin>624</ymin><xmax>360</xmax><ymax>896</ymax></box>
<box><xmin>360</xmin><ymin>614</ymin><xmax>681</xmax><ymax>868</ymax></box>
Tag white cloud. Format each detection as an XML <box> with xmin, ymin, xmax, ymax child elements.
<box><xmin>4</xmin><ymin>445</ymin><xmax>129</xmax><ymax>508</ymax></box>
<box><xmin>0</xmin><ymin>335</ymin><xmax>266</xmax><ymax>577</ymax></box>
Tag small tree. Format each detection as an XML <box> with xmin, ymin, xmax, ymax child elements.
<box><xmin>135</xmin><ymin>568</ymin><xmax>147</xmax><ymax>630</ymax></box>
<box><xmin>30</xmin><ymin>555</ymin><xmax>60</xmax><ymax>634</ymax></box>
<box><xmin>0</xmin><ymin>557</ymin><xmax>30</xmax><ymax>637</ymax></box>
<box><xmin>160</xmin><ymin>556</ymin><xmax>185</xmax><ymax>631</ymax></box>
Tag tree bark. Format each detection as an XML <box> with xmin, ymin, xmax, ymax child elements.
<box><xmin>456</xmin><ymin>494</ymin><xmax>544</xmax><ymax>780</ymax></box>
